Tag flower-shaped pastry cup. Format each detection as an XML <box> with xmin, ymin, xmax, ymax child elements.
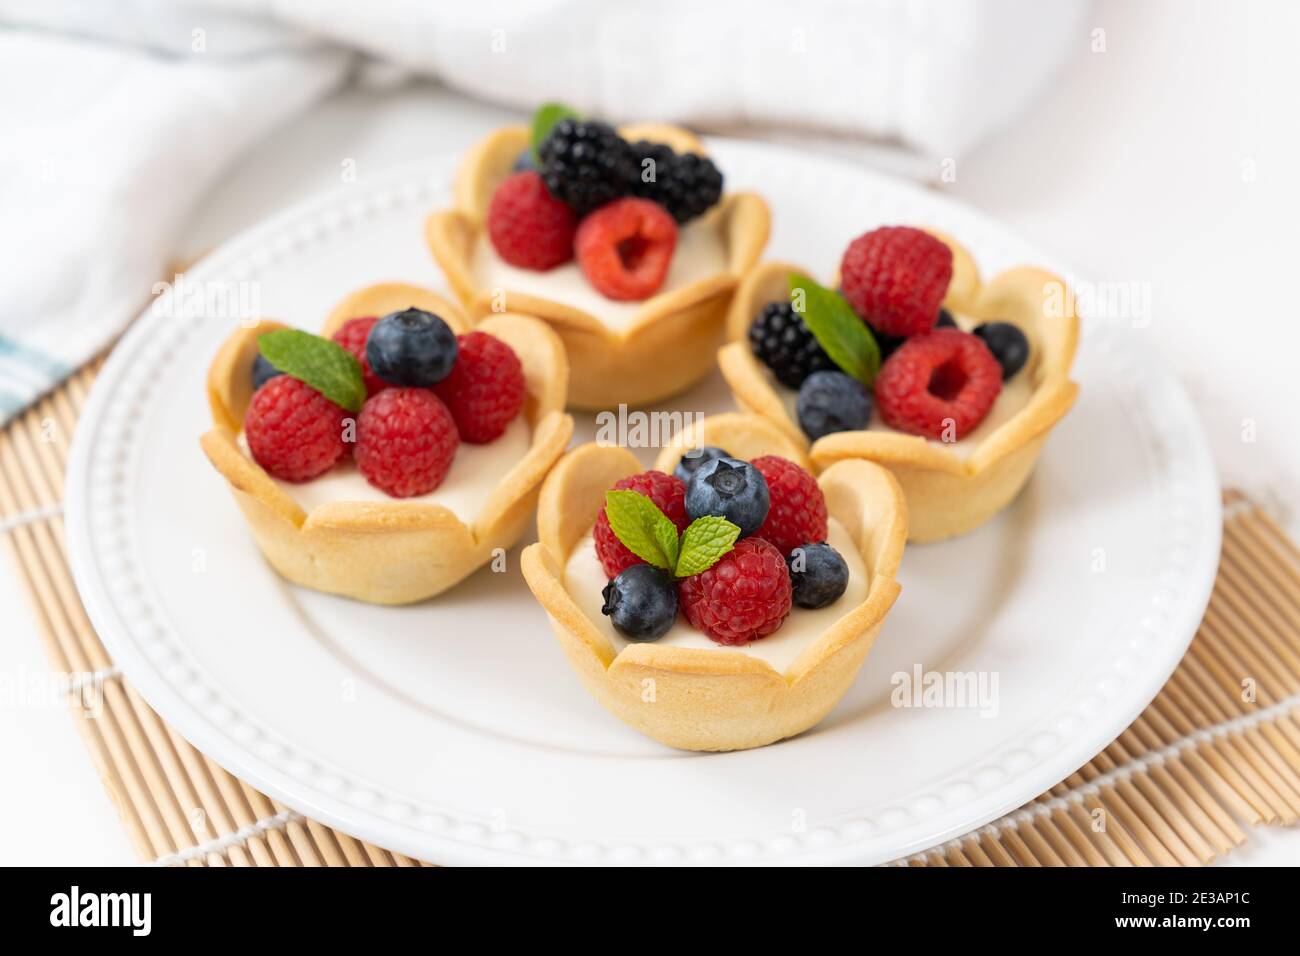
<box><xmin>719</xmin><ymin>232</ymin><xmax>1080</xmax><ymax>543</ymax></box>
<box><xmin>426</xmin><ymin>123</ymin><xmax>771</xmax><ymax>410</ymax></box>
<box><xmin>520</xmin><ymin>412</ymin><xmax>906</xmax><ymax>752</ymax></box>
<box><xmin>200</xmin><ymin>282</ymin><xmax>574</xmax><ymax>605</ymax></box>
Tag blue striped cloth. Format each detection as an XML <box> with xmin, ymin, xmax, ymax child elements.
<box><xmin>0</xmin><ymin>13</ymin><xmax>348</xmax><ymax>426</ymax></box>
<box><xmin>0</xmin><ymin>338</ymin><xmax>72</xmax><ymax>420</ymax></box>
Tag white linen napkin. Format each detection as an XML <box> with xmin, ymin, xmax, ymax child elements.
<box><xmin>0</xmin><ymin>0</ymin><xmax>1087</xmax><ymax>422</ymax></box>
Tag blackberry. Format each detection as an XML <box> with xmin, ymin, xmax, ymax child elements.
<box><xmin>629</xmin><ymin>141</ymin><xmax>723</xmax><ymax>223</ymax></box>
<box><xmin>749</xmin><ymin>302</ymin><xmax>836</xmax><ymax>389</ymax></box>
<box><xmin>537</xmin><ymin>119</ymin><xmax>636</xmax><ymax>215</ymax></box>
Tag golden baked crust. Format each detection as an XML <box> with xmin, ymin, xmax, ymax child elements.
<box><xmin>200</xmin><ymin>282</ymin><xmax>574</xmax><ymax>604</ymax></box>
<box><xmin>426</xmin><ymin>123</ymin><xmax>771</xmax><ymax>409</ymax></box>
<box><xmin>521</xmin><ymin>413</ymin><xmax>906</xmax><ymax>751</ymax></box>
<box><xmin>719</xmin><ymin>233</ymin><xmax>1080</xmax><ymax>543</ymax></box>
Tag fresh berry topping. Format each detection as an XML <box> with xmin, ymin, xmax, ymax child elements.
<box><xmin>537</xmin><ymin>118</ymin><xmax>637</xmax><ymax>215</ymax></box>
<box><xmin>875</xmin><ymin>328</ymin><xmax>1002</xmax><ymax>441</ymax></box>
<box><xmin>432</xmin><ymin>331</ymin><xmax>526</xmax><ymax>443</ymax></box>
<box><xmin>330</xmin><ymin>316</ymin><xmax>388</xmax><ymax>397</ymax></box>
<box><xmin>840</xmin><ymin>226</ymin><xmax>954</xmax><ymax>337</ymax></box>
<box><xmin>873</xmin><ymin>328</ymin><xmax>906</xmax><ymax>362</ymax></box>
<box><xmin>677</xmin><ymin>537</ymin><xmax>792</xmax><ymax>645</ymax></box>
<box><xmin>601</xmin><ymin>564</ymin><xmax>679</xmax><ymax>642</ymax></box>
<box><xmin>365</xmin><ymin>308</ymin><xmax>458</xmax><ymax>388</ymax></box>
<box><xmin>973</xmin><ymin>321</ymin><xmax>1030</xmax><ymax>380</ymax></box>
<box><xmin>749</xmin><ymin>301</ymin><xmax>836</xmax><ymax>388</ymax></box>
<box><xmin>787</xmin><ymin>542</ymin><xmax>849</xmax><ymax>609</ymax></box>
<box><xmin>594</xmin><ymin>471</ymin><xmax>690</xmax><ymax>578</ymax></box>
<box><xmin>629</xmin><ymin>142</ymin><xmax>724</xmax><ymax>224</ymax></box>
<box><xmin>512</xmin><ymin>150</ymin><xmax>535</xmax><ymax>172</ymax></box>
<box><xmin>244</xmin><ymin>376</ymin><xmax>349</xmax><ymax>483</ymax></box>
<box><xmin>684</xmin><ymin>457</ymin><xmax>770</xmax><ymax>538</ymax></box>
<box><xmin>750</xmin><ymin>456</ymin><xmax>828</xmax><ymax>556</ymax></box>
<box><xmin>353</xmin><ymin>388</ymin><xmax>459</xmax><ymax>497</ymax></box>
<box><xmin>574</xmin><ymin>197</ymin><xmax>677</xmax><ymax>301</ymax></box>
<box><xmin>797</xmin><ymin>370</ymin><xmax>873</xmax><ymax>440</ymax></box>
<box><xmin>859</xmin><ymin>303</ymin><xmax>952</xmax><ymax>361</ymax></box>
<box><xmin>251</xmin><ymin>354</ymin><xmax>282</xmax><ymax>391</ymax></box>
<box><xmin>673</xmin><ymin>445</ymin><xmax>731</xmax><ymax>483</ymax></box>
<box><xmin>486</xmin><ymin>171</ymin><xmax>578</xmax><ymax>271</ymax></box>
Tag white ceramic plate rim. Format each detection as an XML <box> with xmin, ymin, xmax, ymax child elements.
<box><xmin>65</xmin><ymin>141</ymin><xmax>1221</xmax><ymax>865</ymax></box>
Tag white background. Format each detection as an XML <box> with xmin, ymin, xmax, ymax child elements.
<box><xmin>2</xmin><ymin>0</ymin><xmax>1297</xmax><ymax>864</ymax></box>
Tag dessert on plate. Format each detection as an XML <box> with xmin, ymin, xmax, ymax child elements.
<box><xmin>719</xmin><ymin>226</ymin><xmax>1079</xmax><ymax>542</ymax></box>
<box><xmin>521</xmin><ymin>413</ymin><xmax>906</xmax><ymax>751</ymax></box>
<box><xmin>201</xmin><ymin>281</ymin><xmax>573</xmax><ymax>604</ymax></box>
<box><xmin>426</xmin><ymin>104</ymin><xmax>771</xmax><ymax>409</ymax></box>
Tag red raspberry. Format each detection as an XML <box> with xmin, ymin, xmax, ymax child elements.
<box><xmin>574</xmin><ymin>197</ymin><xmax>677</xmax><ymax>301</ymax></box>
<box><xmin>593</xmin><ymin>471</ymin><xmax>689</xmax><ymax>578</ymax></box>
<box><xmin>840</xmin><ymin>226</ymin><xmax>953</xmax><ymax>337</ymax></box>
<box><xmin>750</xmin><ymin>455</ymin><xmax>828</xmax><ymax>556</ymax></box>
<box><xmin>487</xmin><ymin>171</ymin><xmax>577</xmax><ymax>270</ymax></box>
<box><xmin>432</xmin><ymin>331</ymin><xmax>526</xmax><ymax>444</ymax></box>
<box><xmin>331</xmin><ymin>316</ymin><xmax>388</xmax><ymax>397</ymax></box>
<box><xmin>353</xmin><ymin>388</ymin><xmax>459</xmax><ymax>497</ymax></box>
<box><xmin>244</xmin><ymin>376</ymin><xmax>349</xmax><ymax>482</ymax></box>
<box><xmin>678</xmin><ymin>537</ymin><xmax>792</xmax><ymax>645</ymax></box>
<box><xmin>874</xmin><ymin>328</ymin><xmax>1003</xmax><ymax>441</ymax></box>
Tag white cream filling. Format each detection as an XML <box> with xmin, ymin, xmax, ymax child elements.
<box><xmin>775</xmin><ymin>312</ymin><xmax>1034</xmax><ymax>457</ymax></box>
<box><xmin>237</xmin><ymin>415</ymin><xmax>531</xmax><ymax>519</ymax></box>
<box><xmin>564</xmin><ymin>517</ymin><xmax>868</xmax><ymax>674</ymax></box>
<box><xmin>471</xmin><ymin>219</ymin><xmax>728</xmax><ymax>334</ymax></box>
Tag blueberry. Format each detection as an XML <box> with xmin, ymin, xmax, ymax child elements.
<box><xmin>936</xmin><ymin>308</ymin><xmax>957</xmax><ymax>329</ymax></box>
<box><xmin>251</xmin><ymin>354</ymin><xmax>282</xmax><ymax>390</ymax></box>
<box><xmin>787</xmin><ymin>542</ymin><xmax>849</xmax><ymax>609</ymax></box>
<box><xmin>366</xmin><ymin>307</ymin><xmax>458</xmax><ymax>387</ymax></box>
<box><xmin>673</xmin><ymin>445</ymin><xmax>731</xmax><ymax>483</ymax></box>
<box><xmin>684</xmin><ymin>457</ymin><xmax>769</xmax><ymax>537</ymax></box>
<box><xmin>973</xmin><ymin>322</ymin><xmax>1029</xmax><ymax>380</ymax></box>
<box><xmin>796</xmin><ymin>370</ymin><xmax>873</xmax><ymax>441</ymax></box>
<box><xmin>601</xmin><ymin>564</ymin><xmax>678</xmax><ymax>641</ymax></box>
<box><xmin>512</xmin><ymin>149</ymin><xmax>536</xmax><ymax>172</ymax></box>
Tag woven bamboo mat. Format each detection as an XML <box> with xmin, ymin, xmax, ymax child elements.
<box><xmin>3</xmin><ymin>363</ymin><xmax>1299</xmax><ymax>866</ymax></box>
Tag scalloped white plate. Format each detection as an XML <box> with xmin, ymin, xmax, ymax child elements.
<box><xmin>65</xmin><ymin>141</ymin><xmax>1220</xmax><ymax>866</ymax></box>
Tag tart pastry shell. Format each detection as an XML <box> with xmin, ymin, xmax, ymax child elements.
<box><xmin>426</xmin><ymin>123</ymin><xmax>771</xmax><ymax>410</ymax></box>
<box><xmin>521</xmin><ymin>413</ymin><xmax>906</xmax><ymax>751</ymax></box>
<box><xmin>719</xmin><ymin>233</ymin><xmax>1080</xmax><ymax>543</ymax></box>
<box><xmin>200</xmin><ymin>282</ymin><xmax>574</xmax><ymax>604</ymax></box>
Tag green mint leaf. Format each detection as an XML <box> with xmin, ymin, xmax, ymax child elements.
<box><xmin>257</xmin><ymin>329</ymin><xmax>366</xmax><ymax>413</ymax></box>
<box><xmin>530</xmin><ymin>102</ymin><xmax>580</xmax><ymax>164</ymax></box>
<box><xmin>675</xmin><ymin>516</ymin><xmax>741</xmax><ymax>577</ymax></box>
<box><xmin>604</xmin><ymin>490</ymin><xmax>678</xmax><ymax>571</ymax></box>
<box><xmin>652</xmin><ymin>515</ymin><xmax>680</xmax><ymax>571</ymax></box>
<box><xmin>788</xmin><ymin>274</ymin><xmax>881</xmax><ymax>387</ymax></box>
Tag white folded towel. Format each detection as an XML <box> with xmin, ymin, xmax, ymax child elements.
<box><xmin>0</xmin><ymin>0</ymin><xmax>1087</xmax><ymax>422</ymax></box>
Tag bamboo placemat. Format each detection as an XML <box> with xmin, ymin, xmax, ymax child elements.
<box><xmin>2</xmin><ymin>364</ymin><xmax>1299</xmax><ymax>866</ymax></box>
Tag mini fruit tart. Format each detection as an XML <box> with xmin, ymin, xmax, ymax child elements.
<box><xmin>426</xmin><ymin>104</ymin><xmax>771</xmax><ymax>410</ymax></box>
<box><xmin>521</xmin><ymin>413</ymin><xmax>906</xmax><ymax>752</ymax></box>
<box><xmin>201</xmin><ymin>281</ymin><xmax>574</xmax><ymax>604</ymax></box>
<box><xmin>719</xmin><ymin>226</ymin><xmax>1079</xmax><ymax>543</ymax></box>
